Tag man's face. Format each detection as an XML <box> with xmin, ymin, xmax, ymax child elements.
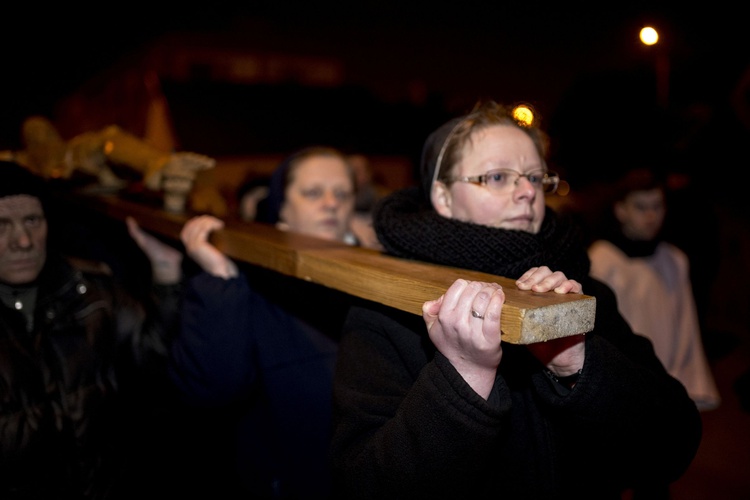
<box><xmin>615</xmin><ymin>188</ymin><xmax>666</xmax><ymax>241</ymax></box>
<box><xmin>0</xmin><ymin>195</ymin><xmax>47</xmax><ymax>285</ymax></box>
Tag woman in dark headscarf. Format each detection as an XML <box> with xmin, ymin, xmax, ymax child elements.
<box><xmin>169</xmin><ymin>146</ymin><xmax>358</xmax><ymax>498</ymax></box>
<box><xmin>255</xmin><ymin>146</ymin><xmax>358</xmax><ymax>244</ymax></box>
<box><xmin>329</xmin><ymin>101</ymin><xmax>702</xmax><ymax>500</ymax></box>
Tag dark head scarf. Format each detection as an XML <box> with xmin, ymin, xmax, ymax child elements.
<box><xmin>255</xmin><ymin>154</ymin><xmax>294</xmax><ymax>225</ymax></box>
<box><xmin>373</xmin><ymin>115</ymin><xmax>591</xmax><ymax>283</ymax></box>
<box><xmin>419</xmin><ymin>117</ymin><xmax>462</xmax><ymax>203</ymax></box>
<box><xmin>256</xmin><ymin>146</ymin><xmax>353</xmax><ymax>225</ymax></box>
<box><xmin>0</xmin><ymin>160</ymin><xmax>50</xmax><ymax>214</ymax></box>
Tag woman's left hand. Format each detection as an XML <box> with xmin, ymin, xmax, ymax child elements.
<box><xmin>515</xmin><ymin>266</ymin><xmax>583</xmax><ymax>294</ymax></box>
<box><xmin>516</xmin><ymin>266</ymin><xmax>585</xmax><ymax>379</ymax></box>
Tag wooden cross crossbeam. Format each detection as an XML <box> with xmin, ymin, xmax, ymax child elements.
<box><xmin>74</xmin><ymin>194</ymin><xmax>596</xmax><ymax>344</ymax></box>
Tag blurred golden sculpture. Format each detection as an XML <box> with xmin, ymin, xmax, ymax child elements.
<box><xmin>6</xmin><ymin>116</ymin><xmax>216</xmax><ymax>213</ymax></box>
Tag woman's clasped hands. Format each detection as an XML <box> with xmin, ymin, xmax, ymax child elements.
<box><xmin>422</xmin><ymin>267</ymin><xmax>584</xmax><ymax>399</ymax></box>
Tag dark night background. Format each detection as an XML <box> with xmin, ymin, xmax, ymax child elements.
<box><xmin>1</xmin><ymin>2</ymin><xmax>749</xmax><ymax>190</ymax></box>
<box><xmin>3</xmin><ymin>6</ymin><xmax>750</xmax><ymax>497</ymax></box>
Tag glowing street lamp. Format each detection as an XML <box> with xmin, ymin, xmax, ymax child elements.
<box><xmin>640</xmin><ymin>26</ymin><xmax>659</xmax><ymax>46</ymax></box>
<box><xmin>640</xmin><ymin>25</ymin><xmax>669</xmax><ymax>109</ymax></box>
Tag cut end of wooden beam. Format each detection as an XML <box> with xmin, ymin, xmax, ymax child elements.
<box><xmin>513</xmin><ymin>296</ymin><xmax>597</xmax><ymax>345</ymax></box>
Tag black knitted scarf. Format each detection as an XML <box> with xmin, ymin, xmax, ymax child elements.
<box><xmin>373</xmin><ymin>187</ymin><xmax>591</xmax><ymax>283</ymax></box>
<box><xmin>602</xmin><ymin>229</ymin><xmax>661</xmax><ymax>258</ymax></box>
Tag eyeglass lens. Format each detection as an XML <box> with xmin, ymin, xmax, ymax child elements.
<box><xmin>486</xmin><ymin>170</ymin><xmax>549</xmax><ymax>191</ymax></box>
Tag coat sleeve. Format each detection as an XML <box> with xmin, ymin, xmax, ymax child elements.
<box><xmin>87</xmin><ymin>264</ymin><xmax>181</xmax><ymax>395</ymax></box>
<box><xmin>168</xmin><ymin>271</ymin><xmax>280</xmax><ymax>406</ymax></box>
<box><xmin>330</xmin><ymin>304</ymin><xmax>513</xmax><ymax>500</ymax></box>
<box><xmin>533</xmin><ymin>278</ymin><xmax>703</xmax><ymax>492</ymax></box>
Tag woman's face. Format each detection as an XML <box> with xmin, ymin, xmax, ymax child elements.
<box><xmin>279</xmin><ymin>155</ymin><xmax>355</xmax><ymax>242</ymax></box>
<box><xmin>433</xmin><ymin>124</ymin><xmax>547</xmax><ymax>234</ymax></box>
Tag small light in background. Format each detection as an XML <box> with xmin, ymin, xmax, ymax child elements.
<box><xmin>512</xmin><ymin>104</ymin><xmax>535</xmax><ymax>127</ymax></box>
<box><xmin>640</xmin><ymin>26</ymin><xmax>659</xmax><ymax>46</ymax></box>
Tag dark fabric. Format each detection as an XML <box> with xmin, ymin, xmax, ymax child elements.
<box><xmin>373</xmin><ymin>186</ymin><xmax>591</xmax><ymax>283</ymax></box>
<box><xmin>419</xmin><ymin>117</ymin><xmax>463</xmax><ymax>202</ymax></box>
<box><xmin>0</xmin><ymin>254</ymin><xmax>181</xmax><ymax>500</ymax></box>
<box><xmin>255</xmin><ymin>154</ymin><xmax>292</xmax><ymax>225</ymax></box>
<box><xmin>331</xmin><ymin>278</ymin><xmax>702</xmax><ymax>500</ymax></box>
<box><xmin>330</xmin><ymin>183</ymin><xmax>702</xmax><ymax>499</ymax></box>
<box><xmin>169</xmin><ymin>267</ymin><xmax>351</xmax><ymax>499</ymax></box>
<box><xmin>603</xmin><ymin>228</ymin><xmax>661</xmax><ymax>258</ymax></box>
<box><xmin>0</xmin><ymin>161</ymin><xmax>51</xmax><ymax>214</ymax></box>
<box><xmin>0</xmin><ymin>161</ymin><xmax>49</xmax><ymax>201</ymax></box>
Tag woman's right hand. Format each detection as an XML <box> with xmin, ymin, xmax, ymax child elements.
<box><xmin>422</xmin><ymin>279</ymin><xmax>505</xmax><ymax>399</ymax></box>
<box><xmin>180</xmin><ymin>215</ymin><xmax>238</xmax><ymax>279</ymax></box>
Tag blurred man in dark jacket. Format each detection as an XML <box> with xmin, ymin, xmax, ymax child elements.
<box><xmin>0</xmin><ymin>160</ymin><xmax>183</xmax><ymax>499</ymax></box>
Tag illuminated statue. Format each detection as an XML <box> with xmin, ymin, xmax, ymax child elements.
<box><xmin>5</xmin><ymin>116</ymin><xmax>215</xmax><ymax>213</ymax></box>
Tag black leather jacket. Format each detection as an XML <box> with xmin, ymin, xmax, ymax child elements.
<box><xmin>0</xmin><ymin>254</ymin><xmax>181</xmax><ymax>499</ymax></box>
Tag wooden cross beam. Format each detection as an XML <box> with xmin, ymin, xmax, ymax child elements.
<box><xmin>73</xmin><ymin>194</ymin><xmax>596</xmax><ymax>344</ymax></box>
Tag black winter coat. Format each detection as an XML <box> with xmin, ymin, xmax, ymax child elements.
<box><xmin>0</xmin><ymin>255</ymin><xmax>180</xmax><ymax>499</ymax></box>
<box><xmin>330</xmin><ymin>277</ymin><xmax>702</xmax><ymax>499</ymax></box>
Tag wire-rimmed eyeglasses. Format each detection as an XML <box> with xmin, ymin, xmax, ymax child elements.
<box><xmin>446</xmin><ymin>169</ymin><xmax>560</xmax><ymax>194</ymax></box>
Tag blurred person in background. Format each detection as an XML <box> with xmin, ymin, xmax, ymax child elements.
<box><xmin>346</xmin><ymin>153</ymin><xmax>386</xmax><ymax>250</ymax></box>
<box><xmin>236</xmin><ymin>174</ymin><xmax>271</xmax><ymax>222</ymax></box>
<box><xmin>588</xmin><ymin>167</ymin><xmax>720</xmax><ymax>411</ymax></box>
<box><xmin>168</xmin><ymin>146</ymin><xmax>361</xmax><ymax>499</ymax></box>
<box><xmin>0</xmin><ymin>160</ymin><xmax>184</xmax><ymax>499</ymax></box>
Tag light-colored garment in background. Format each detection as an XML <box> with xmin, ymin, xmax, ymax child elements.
<box><xmin>589</xmin><ymin>240</ymin><xmax>720</xmax><ymax>411</ymax></box>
